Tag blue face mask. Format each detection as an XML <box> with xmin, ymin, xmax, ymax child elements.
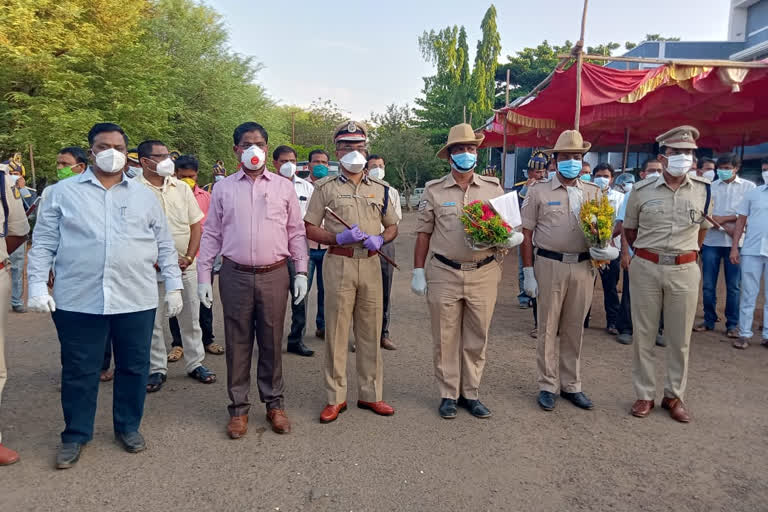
<box><xmin>579</xmin><ymin>174</ymin><xmax>591</xmax><ymax>182</ymax></box>
<box><xmin>593</xmin><ymin>176</ymin><xmax>610</xmax><ymax>189</ymax></box>
<box><xmin>450</xmin><ymin>152</ymin><xmax>477</xmax><ymax>173</ymax></box>
<box><xmin>557</xmin><ymin>159</ymin><xmax>583</xmax><ymax>179</ymax></box>
<box><xmin>214</xmin><ymin>175</ymin><xmax>225</xmax><ymax>182</ymax></box>
<box><xmin>716</xmin><ymin>169</ymin><xmax>733</xmax><ymax>181</ymax></box>
<box><xmin>312</xmin><ymin>164</ymin><xmax>329</xmax><ymax>179</ymax></box>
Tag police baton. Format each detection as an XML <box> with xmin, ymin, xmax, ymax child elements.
<box><xmin>324</xmin><ymin>206</ymin><xmax>399</xmax><ymax>270</ymax></box>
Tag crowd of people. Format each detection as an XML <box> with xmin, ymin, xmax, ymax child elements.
<box><xmin>0</xmin><ymin>117</ymin><xmax>766</xmax><ymax>470</ymax></box>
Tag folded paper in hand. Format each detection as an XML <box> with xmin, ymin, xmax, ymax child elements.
<box><xmin>488</xmin><ymin>191</ymin><xmax>522</xmax><ymax>228</ymax></box>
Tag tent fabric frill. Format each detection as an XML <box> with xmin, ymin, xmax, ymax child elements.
<box><xmin>481</xmin><ymin>61</ymin><xmax>768</xmax><ymax>151</ymax></box>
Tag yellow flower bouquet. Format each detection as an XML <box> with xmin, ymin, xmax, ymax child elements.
<box><xmin>579</xmin><ymin>195</ymin><xmax>616</xmax><ymax>268</ymax></box>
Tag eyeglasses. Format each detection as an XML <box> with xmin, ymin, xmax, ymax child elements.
<box><xmin>237</xmin><ymin>142</ymin><xmax>267</xmax><ymax>150</ymax></box>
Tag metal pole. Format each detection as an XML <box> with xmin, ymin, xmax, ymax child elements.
<box><xmin>501</xmin><ymin>69</ymin><xmax>511</xmax><ymax>188</ymax></box>
<box><xmin>28</xmin><ymin>143</ymin><xmax>36</xmax><ymax>189</ymax></box>
<box><xmin>621</xmin><ymin>127</ymin><xmax>631</xmax><ymax>172</ymax></box>
<box><xmin>463</xmin><ymin>106</ymin><xmax>466</xmax><ymax>124</ymax></box>
<box><xmin>574</xmin><ymin>0</ymin><xmax>589</xmax><ymax>130</ymax></box>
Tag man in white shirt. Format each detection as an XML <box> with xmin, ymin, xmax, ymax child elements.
<box><xmin>728</xmin><ymin>159</ymin><xmax>768</xmax><ymax>349</ymax></box>
<box><xmin>366</xmin><ymin>155</ymin><xmax>402</xmax><ymax>351</ymax></box>
<box><xmin>591</xmin><ymin>163</ymin><xmax>624</xmax><ymax>335</ymax></box>
<box><xmin>274</xmin><ymin>146</ymin><xmax>315</xmax><ymax>357</ymax></box>
<box><xmin>695</xmin><ymin>154</ymin><xmax>754</xmax><ymax>339</ymax></box>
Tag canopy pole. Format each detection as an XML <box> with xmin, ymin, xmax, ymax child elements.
<box><xmin>29</xmin><ymin>143</ymin><xmax>36</xmax><ymax>190</ymax></box>
<box><xmin>501</xmin><ymin>68</ymin><xmax>510</xmax><ymax>188</ymax></box>
<box><xmin>574</xmin><ymin>0</ymin><xmax>589</xmax><ymax>130</ymax></box>
<box><xmin>740</xmin><ymin>134</ymin><xmax>746</xmax><ymax>161</ymax></box>
<box><xmin>621</xmin><ymin>127</ymin><xmax>631</xmax><ymax>173</ymax></box>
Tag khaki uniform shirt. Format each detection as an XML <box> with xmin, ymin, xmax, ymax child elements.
<box><xmin>521</xmin><ymin>174</ymin><xmax>601</xmax><ymax>253</ymax></box>
<box><xmin>415</xmin><ymin>172</ymin><xmax>504</xmax><ymax>263</ymax></box>
<box><xmin>139</xmin><ymin>175</ymin><xmax>204</xmax><ymax>259</ymax></box>
<box><xmin>0</xmin><ymin>176</ymin><xmax>30</xmax><ymax>260</ymax></box>
<box><xmin>304</xmin><ymin>174</ymin><xmax>399</xmax><ymax>245</ymax></box>
<box><xmin>623</xmin><ymin>174</ymin><xmax>711</xmax><ymax>254</ymax></box>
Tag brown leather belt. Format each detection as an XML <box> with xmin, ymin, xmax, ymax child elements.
<box><xmin>328</xmin><ymin>247</ymin><xmax>376</xmax><ymax>258</ymax></box>
<box><xmin>636</xmin><ymin>248</ymin><xmax>698</xmax><ymax>265</ymax></box>
<box><xmin>223</xmin><ymin>256</ymin><xmax>287</xmax><ymax>273</ymax></box>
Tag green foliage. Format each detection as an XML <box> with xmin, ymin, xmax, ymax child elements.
<box><xmin>468</xmin><ymin>5</ymin><xmax>501</xmax><ymax>125</ymax></box>
<box><xmin>461</xmin><ymin>200</ymin><xmax>511</xmax><ymax>247</ymax></box>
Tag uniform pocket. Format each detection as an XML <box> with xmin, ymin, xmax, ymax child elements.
<box><xmin>266</xmin><ymin>197</ymin><xmax>286</xmax><ymax>221</ymax></box>
<box><xmin>436</xmin><ymin>205</ymin><xmax>460</xmax><ymax>232</ymax></box>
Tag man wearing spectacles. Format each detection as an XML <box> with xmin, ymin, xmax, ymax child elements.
<box><xmin>623</xmin><ymin>126</ymin><xmax>712</xmax><ymax>423</ymax></box>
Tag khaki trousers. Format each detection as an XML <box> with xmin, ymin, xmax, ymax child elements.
<box><xmin>629</xmin><ymin>256</ymin><xmax>699</xmax><ymax>400</ymax></box>
<box><xmin>0</xmin><ymin>269</ymin><xmax>9</xmax><ymax>443</ymax></box>
<box><xmin>323</xmin><ymin>253</ymin><xmax>383</xmax><ymax>404</ymax></box>
<box><xmin>426</xmin><ymin>257</ymin><xmax>500</xmax><ymax>400</ymax></box>
<box><xmin>535</xmin><ymin>256</ymin><xmax>594</xmax><ymax>393</ymax></box>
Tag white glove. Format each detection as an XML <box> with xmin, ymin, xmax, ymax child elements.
<box><xmin>293</xmin><ymin>274</ymin><xmax>308</xmax><ymax>305</ymax></box>
<box><xmin>590</xmin><ymin>246</ymin><xmax>620</xmax><ymax>261</ymax></box>
<box><xmin>198</xmin><ymin>283</ymin><xmax>213</xmax><ymax>308</ymax></box>
<box><xmin>411</xmin><ymin>268</ymin><xmax>427</xmax><ymax>296</ymax></box>
<box><xmin>28</xmin><ymin>294</ymin><xmax>56</xmax><ymax>313</ymax></box>
<box><xmin>523</xmin><ymin>267</ymin><xmax>538</xmax><ymax>298</ymax></box>
<box><xmin>165</xmin><ymin>290</ymin><xmax>183</xmax><ymax>318</ymax></box>
<box><xmin>502</xmin><ymin>231</ymin><xmax>524</xmax><ymax>249</ymax></box>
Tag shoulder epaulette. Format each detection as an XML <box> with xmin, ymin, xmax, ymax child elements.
<box><xmin>313</xmin><ymin>176</ymin><xmax>335</xmax><ymax>188</ymax></box>
<box><xmin>689</xmin><ymin>175</ymin><xmax>711</xmax><ymax>185</ymax></box>
<box><xmin>368</xmin><ymin>176</ymin><xmax>390</xmax><ymax>188</ymax></box>
<box><xmin>477</xmin><ymin>174</ymin><xmax>500</xmax><ymax>185</ymax></box>
<box><xmin>424</xmin><ymin>175</ymin><xmax>447</xmax><ymax>189</ymax></box>
<box><xmin>634</xmin><ymin>176</ymin><xmax>657</xmax><ymax>190</ymax></box>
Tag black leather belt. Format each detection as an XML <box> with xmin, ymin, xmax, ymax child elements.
<box><xmin>536</xmin><ymin>249</ymin><xmax>590</xmax><ymax>263</ymax></box>
<box><xmin>223</xmin><ymin>256</ymin><xmax>287</xmax><ymax>273</ymax></box>
<box><xmin>435</xmin><ymin>253</ymin><xmax>495</xmax><ymax>271</ymax></box>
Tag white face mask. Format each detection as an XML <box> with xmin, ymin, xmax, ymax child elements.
<box><xmin>241</xmin><ymin>145</ymin><xmax>266</xmax><ymax>171</ymax></box>
<box><xmin>340</xmin><ymin>151</ymin><xmax>366</xmax><ymax>174</ymax></box>
<box><xmin>762</xmin><ymin>170</ymin><xmax>768</xmax><ymax>184</ymax></box>
<box><xmin>93</xmin><ymin>148</ymin><xmax>126</xmax><ymax>174</ymax></box>
<box><xmin>214</xmin><ymin>175</ymin><xmax>225</xmax><ymax>182</ymax></box>
<box><xmin>702</xmin><ymin>170</ymin><xmax>715</xmax><ymax>182</ymax></box>
<box><xmin>621</xmin><ymin>182</ymin><xmax>633</xmax><ymax>193</ymax></box>
<box><xmin>153</xmin><ymin>158</ymin><xmax>175</xmax><ymax>177</ymax></box>
<box><xmin>368</xmin><ymin>167</ymin><xmax>385</xmax><ymax>180</ymax></box>
<box><xmin>645</xmin><ymin>171</ymin><xmax>661</xmax><ymax>179</ymax></box>
<box><xmin>593</xmin><ymin>176</ymin><xmax>610</xmax><ymax>190</ymax></box>
<box><xmin>279</xmin><ymin>162</ymin><xmax>296</xmax><ymax>179</ymax></box>
<box><xmin>125</xmin><ymin>166</ymin><xmax>142</xmax><ymax>178</ymax></box>
<box><xmin>665</xmin><ymin>153</ymin><xmax>693</xmax><ymax>177</ymax></box>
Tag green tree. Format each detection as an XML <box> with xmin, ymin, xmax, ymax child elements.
<box><xmin>468</xmin><ymin>5</ymin><xmax>501</xmax><ymax>125</ymax></box>
<box><xmin>626</xmin><ymin>34</ymin><xmax>680</xmax><ymax>51</ymax></box>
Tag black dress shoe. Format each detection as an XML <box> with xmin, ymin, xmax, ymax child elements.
<box><xmin>438</xmin><ymin>398</ymin><xmax>457</xmax><ymax>419</ymax></box>
<box><xmin>287</xmin><ymin>340</ymin><xmax>314</xmax><ymax>357</ymax></box>
<box><xmin>116</xmin><ymin>431</ymin><xmax>146</xmax><ymax>453</ymax></box>
<box><xmin>560</xmin><ymin>391</ymin><xmax>594</xmax><ymax>410</ymax></box>
<box><xmin>537</xmin><ymin>391</ymin><xmax>556</xmax><ymax>411</ymax></box>
<box><xmin>457</xmin><ymin>396</ymin><xmax>492</xmax><ymax>418</ymax></box>
<box><xmin>56</xmin><ymin>442</ymin><xmax>82</xmax><ymax>469</ymax></box>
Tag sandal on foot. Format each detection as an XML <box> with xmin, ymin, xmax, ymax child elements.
<box><xmin>100</xmin><ymin>369</ymin><xmax>114</xmax><ymax>382</ymax></box>
<box><xmin>188</xmin><ymin>365</ymin><xmax>216</xmax><ymax>384</ymax></box>
<box><xmin>692</xmin><ymin>322</ymin><xmax>712</xmax><ymax>332</ymax></box>
<box><xmin>726</xmin><ymin>328</ymin><xmax>740</xmax><ymax>339</ymax></box>
<box><xmin>146</xmin><ymin>372</ymin><xmax>166</xmax><ymax>393</ymax></box>
<box><xmin>205</xmin><ymin>343</ymin><xmax>225</xmax><ymax>355</ymax></box>
<box><xmin>167</xmin><ymin>346</ymin><xmax>183</xmax><ymax>362</ymax></box>
<box><xmin>732</xmin><ymin>339</ymin><xmax>749</xmax><ymax>350</ymax></box>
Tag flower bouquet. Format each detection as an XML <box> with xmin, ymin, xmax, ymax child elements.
<box><xmin>460</xmin><ymin>200</ymin><xmax>513</xmax><ymax>250</ymax></box>
<box><xmin>579</xmin><ymin>195</ymin><xmax>617</xmax><ymax>268</ymax></box>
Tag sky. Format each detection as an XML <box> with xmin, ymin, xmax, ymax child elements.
<box><xmin>206</xmin><ymin>0</ymin><xmax>731</xmax><ymax>119</ymax></box>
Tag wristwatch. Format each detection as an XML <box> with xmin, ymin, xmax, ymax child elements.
<box><xmin>182</xmin><ymin>255</ymin><xmax>194</xmax><ymax>263</ymax></box>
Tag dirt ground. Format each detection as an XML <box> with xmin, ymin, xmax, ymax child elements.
<box><xmin>2</xmin><ymin>212</ymin><xmax>767</xmax><ymax>512</ymax></box>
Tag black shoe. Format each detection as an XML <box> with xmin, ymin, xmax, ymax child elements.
<box><xmin>287</xmin><ymin>340</ymin><xmax>314</xmax><ymax>357</ymax></box>
<box><xmin>560</xmin><ymin>391</ymin><xmax>594</xmax><ymax>410</ymax></box>
<box><xmin>537</xmin><ymin>391</ymin><xmax>556</xmax><ymax>411</ymax></box>
<box><xmin>438</xmin><ymin>398</ymin><xmax>458</xmax><ymax>419</ymax></box>
<box><xmin>115</xmin><ymin>431</ymin><xmax>146</xmax><ymax>453</ymax></box>
<box><xmin>56</xmin><ymin>442</ymin><xmax>82</xmax><ymax>469</ymax></box>
<box><xmin>315</xmin><ymin>329</ymin><xmax>325</xmax><ymax>339</ymax></box>
<box><xmin>655</xmin><ymin>334</ymin><xmax>666</xmax><ymax>347</ymax></box>
<box><xmin>616</xmin><ymin>333</ymin><xmax>633</xmax><ymax>345</ymax></box>
<box><xmin>146</xmin><ymin>372</ymin><xmax>166</xmax><ymax>393</ymax></box>
<box><xmin>457</xmin><ymin>396</ymin><xmax>492</xmax><ymax>418</ymax></box>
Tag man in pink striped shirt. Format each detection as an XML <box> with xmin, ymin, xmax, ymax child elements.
<box><xmin>197</xmin><ymin>122</ymin><xmax>308</xmax><ymax>438</ymax></box>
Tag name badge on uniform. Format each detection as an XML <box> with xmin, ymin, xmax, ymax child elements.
<box><xmin>442</xmin><ymin>201</ymin><xmax>456</xmax><ymax>206</ymax></box>
<box><xmin>365</xmin><ymin>194</ymin><xmax>375</xmax><ymax>198</ymax></box>
<box><xmin>547</xmin><ymin>201</ymin><xmax>561</xmax><ymax>206</ymax></box>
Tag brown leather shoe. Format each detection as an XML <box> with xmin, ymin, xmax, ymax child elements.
<box><xmin>227</xmin><ymin>415</ymin><xmax>248</xmax><ymax>439</ymax></box>
<box><xmin>380</xmin><ymin>337</ymin><xmax>397</xmax><ymax>350</ymax></box>
<box><xmin>0</xmin><ymin>444</ymin><xmax>19</xmax><ymax>465</ymax></box>
<box><xmin>319</xmin><ymin>402</ymin><xmax>347</xmax><ymax>423</ymax></box>
<box><xmin>630</xmin><ymin>399</ymin><xmax>654</xmax><ymax>418</ymax></box>
<box><xmin>357</xmin><ymin>400</ymin><xmax>395</xmax><ymax>416</ymax></box>
<box><xmin>266</xmin><ymin>409</ymin><xmax>291</xmax><ymax>434</ymax></box>
<box><xmin>661</xmin><ymin>397</ymin><xmax>691</xmax><ymax>423</ymax></box>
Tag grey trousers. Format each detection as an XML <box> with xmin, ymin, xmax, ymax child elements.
<box><xmin>379</xmin><ymin>242</ymin><xmax>395</xmax><ymax>340</ymax></box>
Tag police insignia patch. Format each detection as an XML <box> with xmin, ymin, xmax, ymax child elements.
<box><xmin>418</xmin><ymin>200</ymin><xmax>428</xmax><ymax>211</ymax></box>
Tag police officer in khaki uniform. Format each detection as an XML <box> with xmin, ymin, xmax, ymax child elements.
<box><xmin>304</xmin><ymin>121</ymin><xmax>399</xmax><ymax>423</ymax></box>
<box><xmin>521</xmin><ymin>130</ymin><xmax>611</xmax><ymax>412</ymax></box>
<box><xmin>412</xmin><ymin>123</ymin><xmax>521</xmax><ymax>419</ymax></box>
<box><xmin>0</xmin><ymin>163</ymin><xmax>31</xmax><ymax>465</ymax></box>
<box><xmin>623</xmin><ymin>126</ymin><xmax>711</xmax><ymax>423</ymax></box>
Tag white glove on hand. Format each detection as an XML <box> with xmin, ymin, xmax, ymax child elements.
<box><xmin>590</xmin><ymin>246</ymin><xmax>620</xmax><ymax>261</ymax></box>
<box><xmin>165</xmin><ymin>290</ymin><xmax>183</xmax><ymax>318</ymax></box>
<box><xmin>28</xmin><ymin>294</ymin><xmax>56</xmax><ymax>313</ymax></box>
<box><xmin>198</xmin><ymin>283</ymin><xmax>213</xmax><ymax>308</ymax></box>
<box><xmin>502</xmin><ymin>231</ymin><xmax>524</xmax><ymax>249</ymax></box>
<box><xmin>411</xmin><ymin>268</ymin><xmax>427</xmax><ymax>296</ymax></box>
<box><xmin>293</xmin><ymin>274</ymin><xmax>308</xmax><ymax>305</ymax></box>
<box><xmin>523</xmin><ymin>267</ymin><xmax>538</xmax><ymax>298</ymax></box>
